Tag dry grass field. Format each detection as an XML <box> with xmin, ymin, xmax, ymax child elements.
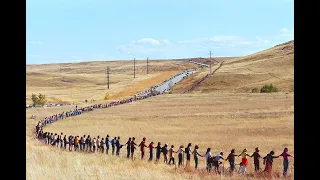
<box><xmin>174</xmin><ymin>41</ymin><xmax>294</xmax><ymax>94</ymax></box>
<box><xmin>26</xmin><ymin>60</ymin><xmax>199</xmax><ymax>104</ymax></box>
<box><xmin>26</xmin><ymin>40</ymin><xmax>294</xmax><ymax>180</ymax></box>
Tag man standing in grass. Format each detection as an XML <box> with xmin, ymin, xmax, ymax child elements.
<box><xmin>139</xmin><ymin>137</ymin><xmax>148</xmax><ymax>160</ymax></box>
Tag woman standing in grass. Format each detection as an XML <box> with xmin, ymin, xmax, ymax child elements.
<box><xmin>263</xmin><ymin>150</ymin><xmax>279</xmax><ymax>175</ymax></box>
<box><xmin>205</xmin><ymin>148</ymin><xmax>212</xmax><ymax>172</ymax></box>
<box><xmin>177</xmin><ymin>145</ymin><xmax>185</xmax><ymax>167</ymax></box>
<box><xmin>148</xmin><ymin>142</ymin><xmax>155</xmax><ymax>161</ymax></box>
<box><xmin>162</xmin><ymin>143</ymin><xmax>169</xmax><ymax>163</ymax></box>
<box><xmin>279</xmin><ymin>147</ymin><xmax>294</xmax><ymax>176</ymax></box>
<box><xmin>238</xmin><ymin>148</ymin><xmax>250</xmax><ymax>174</ymax></box>
<box><xmin>192</xmin><ymin>145</ymin><xmax>203</xmax><ymax>169</ymax></box>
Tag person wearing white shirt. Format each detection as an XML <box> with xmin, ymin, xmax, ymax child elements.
<box><xmin>205</xmin><ymin>148</ymin><xmax>212</xmax><ymax>172</ymax></box>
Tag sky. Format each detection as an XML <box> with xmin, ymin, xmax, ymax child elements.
<box><xmin>26</xmin><ymin>0</ymin><xmax>294</xmax><ymax>64</ymax></box>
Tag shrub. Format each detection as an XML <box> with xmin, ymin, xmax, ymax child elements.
<box><xmin>260</xmin><ymin>84</ymin><xmax>279</xmax><ymax>93</ymax></box>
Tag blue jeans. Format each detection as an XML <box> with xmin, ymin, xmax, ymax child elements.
<box><xmin>283</xmin><ymin>160</ymin><xmax>289</xmax><ymax>174</ymax></box>
<box><xmin>194</xmin><ymin>157</ymin><xmax>199</xmax><ymax>169</ymax></box>
<box><xmin>229</xmin><ymin>161</ymin><xmax>235</xmax><ymax>171</ymax></box>
<box><xmin>149</xmin><ymin>151</ymin><xmax>153</xmax><ymax>161</ymax></box>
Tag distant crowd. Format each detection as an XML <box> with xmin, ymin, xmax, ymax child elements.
<box><xmin>34</xmin><ymin>91</ymin><xmax>293</xmax><ymax>177</ymax></box>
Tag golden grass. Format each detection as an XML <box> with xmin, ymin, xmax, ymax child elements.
<box><xmin>26</xmin><ymin>60</ymin><xmax>198</xmax><ymax>104</ymax></box>
<box><xmin>26</xmin><ymin>41</ymin><xmax>294</xmax><ymax>179</ymax></box>
<box><xmin>27</xmin><ymin>93</ymin><xmax>294</xmax><ymax>180</ymax></box>
<box><xmin>174</xmin><ymin>41</ymin><xmax>294</xmax><ymax>93</ymax></box>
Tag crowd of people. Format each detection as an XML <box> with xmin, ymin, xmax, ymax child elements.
<box><xmin>32</xmin><ymin>67</ymin><xmax>293</xmax><ymax>177</ymax></box>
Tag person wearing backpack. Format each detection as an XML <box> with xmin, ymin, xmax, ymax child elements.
<box><xmin>111</xmin><ymin>137</ymin><xmax>117</xmax><ymax>155</ymax></box>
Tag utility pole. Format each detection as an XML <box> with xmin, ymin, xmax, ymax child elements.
<box><xmin>134</xmin><ymin>58</ymin><xmax>136</xmax><ymax>78</ymax></box>
<box><xmin>106</xmin><ymin>66</ymin><xmax>110</xmax><ymax>89</ymax></box>
<box><xmin>210</xmin><ymin>51</ymin><xmax>212</xmax><ymax>74</ymax></box>
<box><xmin>147</xmin><ymin>57</ymin><xmax>149</xmax><ymax>74</ymax></box>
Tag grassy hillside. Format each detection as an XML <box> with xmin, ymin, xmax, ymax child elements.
<box><xmin>174</xmin><ymin>40</ymin><xmax>294</xmax><ymax>93</ymax></box>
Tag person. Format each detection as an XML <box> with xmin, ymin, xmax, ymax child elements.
<box><xmin>115</xmin><ymin>136</ymin><xmax>123</xmax><ymax>156</ymax></box>
<box><xmin>125</xmin><ymin>137</ymin><xmax>132</xmax><ymax>158</ymax></box>
<box><xmin>213</xmin><ymin>152</ymin><xmax>225</xmax><ymax>174</ymax></box>
<box><xmin>238</xmin><ymin>148</ymin><xmax>250</xmax><ymax>174</ymax></box>
<box><xmin>263</xmin><ymin>150</ymin><xmax>279</xmax><ymax>175</ymax></box>
<box><xmin>185</xmin><ymin>143</ymin><xmax>192</xmax><ymax>166</ymax></box>
<box><xmin>130</xmin><ymin>137</ymin><xmax>138</xmax><ymax>160</ymax></box>
<box><xmin>279</xmin><ymin>147</ymin><xmax>294</xmax><ymax>176</ymax></box>
<box><xmin>155</xmin><ymin>142</ymin><xmax>162</xmax><ymax>161</ymax></box>
<box><xmin>86</xmin><ymin>135</ymin><xmax>91</xmax><ymax>152</ymax></box>
<box><xmin>97</xmin><ymin>136</ymin><xmax>101</xmax><ymax>152</ymax></box>
<box><xmin>250</xmin><ymin>147</ymin><xmax>261</xmax><ymax>172</ymax></box>
<box><xmin>148</xmin><ymin>142</ymin><xmax>155</xmax><ymax>161</ymax></box>
<box><xmin>105</xmin><ymin>134</ymin><xmax>110</xmax><ymax>154</ymax></box>
<box><xmin>177</xmin><ymin>145</ymin><xmax>185</xmax><ymax>167</ymax></box>
<box><xmin>111</xmin><ymin>137</ymin><xmax>117</xmax><ymax>155</ymax></box>
<box><xmin>162</xmin><ymin>143</ymin><xmax>169</xmax><ymax>163</ymax></box>
<box><xmin>205</xmin><ymin>148</ymin><xmax>212</xmax><ymax>172</ymax></box>
<box><xmin>226</xmin><ymin>149</ymin><xmax>238</xmax><ymax>173</ymax></box>
<box><xmin>100</xmin><ymin>138</ymin><xmax>105</xmax><ymax>153</ymax></box>
<box><xmin>168</xmin><ymin>145</ymin><xmax>175</xmax><ymax>165</ymax></box>
<box><xmin>138</xmin><ymin>137</ymin><xmax>148</xmax><ymax>159</ymax></box>
<box><xmin>192</xmin><ymin>145</ymin><xmax>203</xmax><ymax>169</ymax></box>
<box><xmin>92</xmin><ymin>137</ymin><xmax>97</xmax><ymax>152</ymax></box>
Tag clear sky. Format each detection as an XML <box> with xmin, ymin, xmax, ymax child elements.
<box><xmin>26</xmin><ymin>0</ymin><xmax>294</xmax><ymax>64</ymax></box>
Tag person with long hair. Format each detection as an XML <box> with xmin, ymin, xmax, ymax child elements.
<box><xmin>238</xmin><ymin>148</ymin><xmax>250</xmax><ymax>174</ymax></box>
<box><xmin>279</xmin><ymin>147</ymin><xmax>294</xmax><ymax>176</ymax></box>
<box><xmin>192</xmin><ymin>145</ymin><xmax>203</xmax><ymax>169</ymax></box>
<box><xmin>263</xmin><ymin>150</ymin><xmax>279</xmax><ymax>175</ymax></box>
<box><xmin>205</xmin><ymin>148</ymin><xmax>212</xmax><ymax>172</ymax></box>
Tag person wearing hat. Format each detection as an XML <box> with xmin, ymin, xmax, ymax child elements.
<box><xmin>238</xmin><ymin>148</ymin><xmax>250</xmax><ymax>174</ymax></box>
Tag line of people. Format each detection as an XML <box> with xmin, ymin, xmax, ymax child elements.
<box><xmin>35</xmin><ymin>123</ymin><xmax>293</xmax><ymax>177</ymax></box>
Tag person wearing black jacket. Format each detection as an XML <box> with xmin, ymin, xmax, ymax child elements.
<box><xmin>116</xmin><ymin>136</ymin><xmax>123</xmax><ymax>156</ymax></box>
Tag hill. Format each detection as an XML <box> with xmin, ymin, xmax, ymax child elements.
<box><xmin>173</xmin><ymin>40</ymin><xmax>294</xmax><ymax>93</ymax></box>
